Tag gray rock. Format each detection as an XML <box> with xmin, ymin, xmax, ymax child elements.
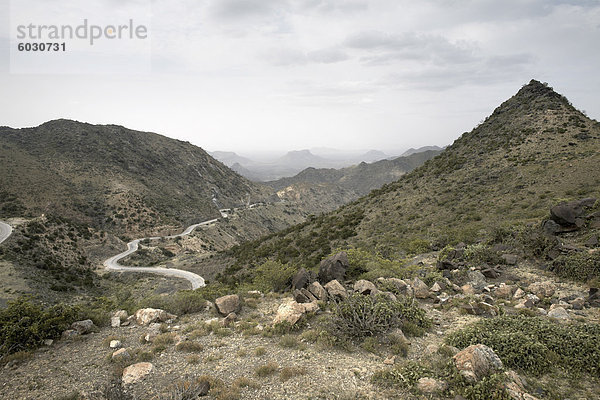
<box><xmin>71</xmin><ymin>319</ymin><xmax>96</xmax><ymax>335</ymax></box>
<box><xmin>467</xmin><ymin>271</ymin><xmax>487</xmax><ymax>291</ymax></box>
<box><xmin>354</xmin><ymin>279</ymin><xmax>377</xmax><ymax>295</ymax></box>
<box><xmin>61</xmin><ymin>329</ymin><xmax>79</xmax><ymax>340</ymax></box>
<box><xmin>542</xmin><ymin>219</ymin><xmax>562</xmax><ymax>235</ymax></box>
<box><xmin>215</xmin><ymin>295</ymin><xmax>241</xmax><ymax>316</ymax></box>
<box><xmin>547</xmin><ymin>306</ymin><xmax>570</xmax><ymax>320</ymax></box>
<box><xmin>292</xmin><ymin>268</ymin><xmax>311</xmax><ymax>290</ymax></box>
<box><xmin>293</xmin><ymin>289</ymin><xmax>310</xmax><ymax>304</ymax></box>
<box><xmin>111</xmin><ymin>316</ymin><xmax>121</xmax><ymax>328</ymax></box>
<box><xmin>551</xmin><ymin>198</ymin><xmax>596</xmax><ymax>226</ymax></box>
<box><xmin>412</xmin><ymin>278</ymin><xmax>430</xmax><ymax>299</ymax></box>
<box><xmin>308</xmin><ymin>281</ymin><xmax>328</xmax><ymax>301</ymax></box>
<box><xmin>324</xmin><ymin>279</ymin><xmax>347</xmax><ymax>299</ymax></box>
<box><xmin>134</xmin><ymin>308</ymin><xmax>176</xmax><ymax>325</ymax></box>
<box><xmin>110</xmin><ymin>340</ymin><xmax>122</xmax><ymax>349</ymax></box>
<box><xmin>122</xmin><ymin>362</ymin><xmax>153</xmax><ymax>385</ymax></box>
<box><xmin>454</xmin><ymin>344</ymin><xmax>503</xmax><ymax>382</ymax></box>
<box><xmin>417</xmin><ymin>377</ymin><xmax>447</xmax><ymax>393</ymax></box>
<box><xmin>318</xmin><ymin>252</ymin><xmax>349</xmax><ymax>284</ymax></box>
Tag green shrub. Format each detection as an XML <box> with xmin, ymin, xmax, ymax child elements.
<box><xmin>252</xmin><ymin>260</ymin><xmax>296</xmax><ymax>293</ymax></box>
<box><xmin>371</xmin><ymin>361</ymin><xmax>433</xmax><ymax>388</ymax></box>
<box><xmin>551</xmin><ymin>252</ymin><xmax>600</xmax><ymax>282</ymax></box>
<box><xmin>331</xmin><ymin>293</ymin><xmax>430</xmax><ymax>339</ymax></box>
<box><xmin>446</xmin><ymin>315</ymin><xmax>600</xmax><ymax>376</ymax></box>
<box><xmin>140</xmin><ymin>290</ymin><xmax>207</xmax><ymax>315</ymax></box>
<box><xmin>0</xmin><ymin>297</ymin><xmax>81</xmax><ymax>358</ymax></box>
<box><xmin>464</xmin><ymin>243</ymin><xmax>503</xmax><ymax>266</ymax></box>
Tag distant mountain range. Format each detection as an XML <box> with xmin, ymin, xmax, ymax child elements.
<box><xmin>210</xmin><ymin>146</ymin><xmax>439</xmax><ymax>181</ymax></box>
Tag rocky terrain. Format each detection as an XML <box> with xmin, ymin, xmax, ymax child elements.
<box><xmin>0</xmin><ymin>80</ymin><xmax>599</xmax><ymax>399</ymax></box>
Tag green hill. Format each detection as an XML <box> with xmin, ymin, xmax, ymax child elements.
<box><xmin>219</xmin><ymin>80</ymin><xmax>600</xmax><ymax>277</ymax></box>
<box><xmin>0</xmin><ymin>120</ymin><xmax>271</xmax><ymax>235</ymax></box>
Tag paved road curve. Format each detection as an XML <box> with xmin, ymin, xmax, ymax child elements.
<box><xmin>103</xmin><ymin>219</ymin><xmax>218</xmax><ymax>289</ymax></box>
<box><xmin>0</xmin><ymin>221</ymin><xmax>12</xmax><ymax>245</ymax></box>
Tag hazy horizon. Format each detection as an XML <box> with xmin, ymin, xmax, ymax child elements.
<box><xmin>1</xmin><ymin>0</ymin><xmax>599</xmax><ymax>153</ymax></box>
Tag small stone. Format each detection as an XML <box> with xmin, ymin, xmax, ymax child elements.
<box><xmin>109</xmin><ymin>340</ymin><xmax>122</xmax><ymax>349</ymax></box>
<box><xmin>111</xmin><ymin>316</ymin><xmax>121</xmax><ymax>328</ymax></box>
<box><xmin>430</xmin><ymin>282</ymin><xmax>442</xmax><ymax>293</ymax></box>
<box><xmin>513</xmin><ymin>288</ymin><xmax>526</xmax><ymax>299</ymax></box>
<box><xmin>412</xmin><ymin>278</ymin><xmax>430</xmax><ymax>299</ymax></box>
<box><xmin>111</xmin><ymin>348</ymin><xmax>130</xmax><ymax>362</ymax></box>
<box><xmin>547</xmin><ymin>306</ymin><xmax>570</xmax><ymax>320</ymax></box>
<box><xmin>570</xmin><ymin>297</ymin><xmax>585</xmax><ymax>310</ymax></box>
<box><xmin>223</xmin><ymin>312</ymin><xmax>237</xmax><ymax>327</ymax></box>
<box><xmin>134</xmin><ymin>308</ymin><xmax>176</xmax><ymax>325</ymax></box>
<box><xmin>495</xmin><ymin>284</ymin><xmax>514</xmax><ymax>299</ymax></box>
<box><xmin>43</xmin><ymin>339</ymin><xmax>53</xmax><ymax>347</ymax></box>
<box><xmin>61</xmin><ymin>329</ymin><xmax>79</xmax><ymax>340</ymax></box>
<box><xmin>122</xmin><ymin>362</ymin><xmax>153</xmax><ymax>385</ymax></box>
<box><xmin>383</xmin><ymin>355</ymin><xmax>396</xmax><ymax>365</ymax></box>
<box><xmin>417</xmin><ymin>377</ymin><xmax>447</xmax><ymax>394</ymax></box>
<box><xmin>461</xmin><ymin>284</ymin><xmax>476</xmax><ymax>295</ymax></box>
<box><xmin>528</xmin><ymin>282</ymin><xmax>555</xmax><ymax>298</ymax></box>
<box><xmin>114</xmin><ymin>310</ymin><xmax>128</xmax><ymax>320</ymax></box>
<box><xmin>71</xmin><ymin>319</ymin><xmax>96</xmax><ymax>335</ymax></box>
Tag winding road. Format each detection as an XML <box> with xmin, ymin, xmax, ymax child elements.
<box><xmin>0</xmin><ymin>221</ymin><xmax>12</xmax><ymax>245</ymax></box>
<box><xmin>103</xmin><ymin>218</ymin><xmax>218</xmax><ymax>289</ymax></box>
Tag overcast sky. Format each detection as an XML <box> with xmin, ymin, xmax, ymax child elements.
<box><xmin>1</xmin><ymin>0</ymin><xmax>599</xmax><ymax>155</ymax></box>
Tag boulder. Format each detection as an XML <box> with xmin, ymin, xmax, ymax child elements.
<box><xmin>569</xmin><ymin>297</ymin><xmax>585</xmax><ymax>310</ymax></box>
<box><xmin>542</xmin><ymin>219</ymin><xmax>562</xmax><ymax>235</ymax></box>
<box><xmin>318</xmin><ymin>252</ymin><xmax>349</xmax><ymax>283</ymax></box>
<box><xmin>412</xmin><ymin>278</ymin><xmax>430</xmax><ymax>299</ymax></box>
<box><xmin>513</xmin><ymin>288</ymin><xmax>526</xmax><ymax>299</ymax></box>
<box><xmin>134</xmin><ymin>308</ymin><xmax>176</xmax><ymax>325</ymax></box>
<box><xmin>293</xmin><ymin>289</ymin><xmax>310</xmax><ymax>304</ymax></box>
<box><xmin>454</xmin><ymin>344</ymin><xmax>503</xmax><ymax>382</ymax></box>
<box><xmin>122</xmin><ymin>362</ymin><xmax>153</xmax><ymax>385</ymax></box>
<box><xmin>354</xmin><ymin>280</ymin><xmax>377</xmax><ymax>295</ymax></box>
<box><xmin>504</xmin><ymin>370</ymin><xmax>540</xmax><ymax>400</ymax></box>
<box><xmin>417</xmin><ymin>377</ymin><xmax>447</xmax><ymax>393</ymax></box>
<box><xmin>215</xmin><ymin>295</ymin><xmax>241</xmax><ymax>316</ymax></box>
<box><xmin>273</xmin><ymin>298</ymin><xmax>318</xmax><ymax>326</ymax></box>
<box><xmin>430</xmin><ymin>282</ymin><xmax>442</xmax><ymax>293</ymax></box>
<box><xmin>307</xmin><ymin>281</ymin><xmax>328</xmax><ymax>301</ymax></box>
<box><xmin>482</xmin><ymin>267</ymin><xmax>501</xmax><ymax>279</ymax></box>
<box><xmin>71</xmin><ymin>319</ymin><xmax>97</xmax><ymax>335</ymax></box>
<box><xmin>550</xmin><ymin>198</ymin><xmax>596</xmax><ymax>226</ymax></box>
<box><xmin>324</xmin><ymin>279</ymin><xmax>347</xmax><ymax>299</ymax></box>
<box><xmin>291</xmin><ymin>268</ymin><xmax>311</xmax><ymax>290</ymax></box>
<box><xmin>300</xmin><ymin>288</ymin><xmax>317</xmax><ymax>302</ymax></box>
<box><xmin>61</xmin><ymin>329</ymin><xmax>79</xmax><ymax>340</ymax></box>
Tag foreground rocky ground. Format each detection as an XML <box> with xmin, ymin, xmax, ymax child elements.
<box><xmin>1</xmin><ymin>250</ymin><xmax>598</xmax><ymax>400</ymax></box>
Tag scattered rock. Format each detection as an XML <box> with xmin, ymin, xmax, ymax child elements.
<box><xmin>585</xmin><ymin>235</ymin><xmax>598</xmax><ymax>247</ymax></box>
<box><xmin>412</xmin><ymin>278</ymin><xmax>430</xmax><ymax>299</ymax></box>
<box><xmin>417</xmin><ymin>377</ymin><xmax>447</xmax><ymax>394</ymax></box>
<box><xmin>495</xmin><ymin>283</ymin><xmax>514</xmax><ymax>299</ymax></box>
<box><xmin>114</xmin><ymin>310</ymin><xmax>128</xmax><ymax>321</ymax></box>
<box><xmin>122</xmin><ymin>362</ymin><xmax>153</xmax><ymax>385</ymax></box>
<box><xmin>144</xmin><ymin>323</ymin><xmax>163</xmax><ymax>343</ymax></box>
<box><xmin>482</xmin><ymin>267</ymin><xmax>501</xmax><ymax>279</ymax></box>
<box><xmin>527</xmin><ymin>282</ymin><xmax>555</xmax><ymax>298</ymax></box>
<box><xmin>570</xmin><ymin>297</ymin><xmax>585</xmax><ymax>310</ymax></box>
<box><xmin>61</xmin><ymin>329</ymin><xmax>79</xmax><ymax>340</ymax></box>
<box><xmin>293</xmin><ymin>289</ymin><xmax>310</xmax><ymax>304</ymax></box>
<box><xmin>547</xmin><ymin>306</ymin><xmax>569</xmax><ymax>320</ymax></box>
<box><xmin>504</xmin><ymin>370</ymin><xmax>540</xmax><ymax>400</ymax></box>
<box><xmin>111</xmin><ymin>348</ymin><xmax>130</xmax><ymax>362</ymax></box>
<box><xmin>43</xmin><ymin>339</ymin><xmax>53</xmax><ymax>347</ymax></box>
<box><xmin>513</xmin><ymin>288</ymin><xmax>526</xmax><ymax>299</ymax></box>
<box><xmin>383</xmin><ymin>356</ymin><xmax>396</xmax><ymax>365</ymax></box>
<box><xmin>318</xmin><ymin>252</ymin><xmax>349</xmax><ymax>284</ymax></box>
<box><xmin>430</xmin><ymin>282</ymin><xmax>442</xmax><ymax>293</ymax></box>
<box><xmin>453</xmin><ymin>344</ymin><xmax>503</xmax><ymax>382</ymax></box>
<box><xmin>308</xmin><ymin>281</ymin><xmax>328</xmax><ymax>301</ymax></box>
<box><xmin>109</xmin><ymin>340</ymin><xmax>122</xmax><ymax>349</ymax></box>
<box><xmin>111</xmin><ymin>316</ymin><xmax>121</xmax><ymax>328</ymax></box>
<box><xmin>467</xmin><ymin>271</ymin><xmax>487</xmax><ymax>291</ymax></box>
<box><xmin>71</xmin><ymin>320</ymin><xmax>96</xmax><ymax>335</ymax></box>
<box><xmin>215</xmin><ymin>295</ymin><xmax>241</xmax><ymax>316</ymax></box>
<box><xmin>292</xmin><ymin>267</ymin><xmax>311</xmax><ymax>290</ymax></box>
<box><xmin>354</xmin><ymin>280</ymin><xmax>377</xmax><ymax>295</ymax></box>
<box><xmin>273</xmin><ymin>298</ymin><xmax>319</xmax><ymax>326</ymax></box>
<box><xmin>324</xmin><ymin>279</ymin><xmax>347</xmax><ymax>299</ymax></box>
<box><xmin>223</xmin><ymin>312</ymin><xmax>237</xmax><ymax>327</ymax></box>
<box><xmin>134</xmin><ymin>308</ymin><xmax>176</xmax><ymax>325</ymax></box>
<box><xmin>461</xmin><ymin>284</ymin><xmax>476</xmax><ymax>296</ymax></box>
<box><xmin>551</xmin><ymin>198</ymin><xmax>596</xmax><ymax>226</ymax></box>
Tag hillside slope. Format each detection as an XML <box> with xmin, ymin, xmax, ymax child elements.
<box><xmin>220</xmin><ymin>80</ymin><xmax>600</xmax><ymax>273</ymax></box>
<box><xmin>0</xmin><ymin>120</ymin><xmax>271</xmax><ymax>236</ymax></box>
<box><xmin>269</xmin><ymin>150</ymin><xmax>441</xmax><ymax>196</ymax></box>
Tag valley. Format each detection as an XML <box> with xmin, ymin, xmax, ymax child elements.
<box><xmin>0</xmin><ymin>80</ymin><xmax>598</xmax><ymax>400</ymax></box>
